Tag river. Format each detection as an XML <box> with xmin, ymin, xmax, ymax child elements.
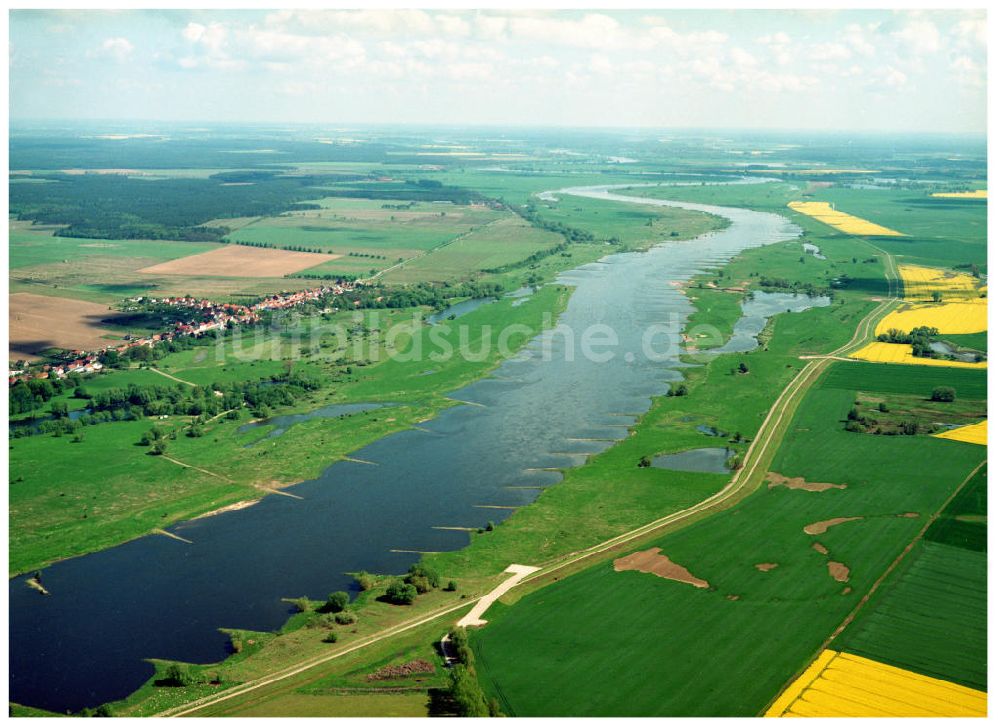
<box><xmin>9</xmin><ymin>183</ymin><xmax>800</xmax><ymax>713</ymax></box>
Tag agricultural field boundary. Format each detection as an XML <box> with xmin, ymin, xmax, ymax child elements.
<box><xmin>758</xmin><ymin>458</ymin><xmax>987</xmax><ymax>716</ymax></box>
<box><xmin>159</xmin><ymin>265</ymin><xmax>901</xmax><ymax>718</ymax></box>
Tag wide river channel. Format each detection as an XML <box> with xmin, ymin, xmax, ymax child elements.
<box><xmin>9</xmin><ymin>183</ymin><xmax>801</xmax><ymax>712</ymax></box>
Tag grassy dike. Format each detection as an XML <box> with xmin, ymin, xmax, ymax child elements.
<box><xmin>90</xmin><ymin>192</ymin><xmax>899</xmax><ymax>718</ymax></box>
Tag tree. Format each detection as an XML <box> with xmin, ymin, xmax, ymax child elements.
<box><xmin>159</xmin><ymin>664</ymin><xmax>192</xmax><ymax>687</ymax></box>
<box><xmin>448</xmin><ymin>666</ymin><xmax>489</xmax><ymax>717</ymax></box>
<box><xmin>445</xmin><ymin>580</ymin><xmax>458</xmax><ymax>592</ymax></box>
<box><xmin>738</xmin><ymin>361</ymin><xmax>750</xmax><ymax>374</ymax></box>
<box><xmin>323</xmin><ymin>631</ymin><xmax>338</xmax><ymax>643</ymax></box>
<box><xmin>50</xmin><ymin>400</ymin><xmax>69</xmax><ymax>418</ymax></box>
<box><xmin>931</xmin><ymin>290</ymin><xmax>943</xmax><ymax>303</ymax></box>
<box><xmin>931</xmin><ymin>386</ymin><xmax>956</xmax><ymax>402</ymax></box>
<box><xmin>384</xmin><ymin>579</ymin><xmax>418</xmax><ymax>605</ymax></box>
<box><xmin>150</xmin><ymin>439</ymin><xmax>168</xmax><ymax>456</ymax></box>
<box><xmin>638</xmin><ymin>456</ymin><xmax>652</xmax><ymax>468</ymax></box>
<box><xmin>325</xmin><ymin>591</ymin><xmax>349</xmax><ymax>612</ymax></box>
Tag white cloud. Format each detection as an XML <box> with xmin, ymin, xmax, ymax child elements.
<box><xmin>950</xmin><ymin>18</ymin><xmax>987</xmax><ymax>51</ymax></box>
<box><xmin>809</xmin><ymin>42</ymin><xmax>852</xmax><ymax>62</ymax></box>
<box><xmin>507</xmin><ymin>13</ymin><xmax>624</xmax><ymax>50</ymax></box>
<box><xmin>891</xmin><ymin>19</ymin><xmax>941</xmax><ymax>55</ymax></box>
<box><xmin>93</xmin><ymin>36</ymin><xmax>134</xmax><ymax>62</ymax></box>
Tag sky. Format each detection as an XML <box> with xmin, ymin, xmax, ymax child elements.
<box><xmin>8</xmin><ymin>8</ymin><xmax>988</xmax><ymax>133</ymax></box>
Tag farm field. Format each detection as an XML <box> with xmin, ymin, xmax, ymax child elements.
<box><xmin>224</xmin><ymin>197</ymin><xmax>503</xmax><ymax>277</ymax></box>
<box><xmin>469</xmin><ymin>360</ymin><xmax>985</xmax><ymax>716</ymax></box>
<box><xmin>850</xmin><ymin>341</ymin><xmax>987</xmax><ymax>368</ymax></box>
<box><xmin>138</xmin><ymin>245</ymin><xmax>336</xmax><ymax>277</ymax></box>
<box><xmin>764</xmin><ymin>650</ymin><xmax>986</xmax><ymax>716</ymax></box>
<box><xmin>787</xmin><ymin>201</ymin><xmax>904</xmax><ymax>236</ymax></box>
<box><xmin>803</xmin><ymin>187</ymin><xmax>987</xmax><ymax>269</ymax></box>
<box><xmin>934</xmin><ymin>419</ymin><xmax>988</xmax><ymax>445</ymax></box>
<box><xmin>9</xmin><ymin>292</ymin><xmax>150</xmax><ymax>360</ymax></box>
<box><xmin>379</xmin><ymin>216</ymin><xmax>564</xmax><ymax>283</ymax></box>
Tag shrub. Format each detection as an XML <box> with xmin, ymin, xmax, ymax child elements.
<box><xmin>334</xmin><ymin>611</ymin><xmax>356</xmax><ymax>625</ymax></box>
<box><xmin>158</xmin><ymin>664</ymin><xmax>194</xmax><ymax>687</ymax></box>
<box><xmin>405</xmin><ymin>562</ymin><xmax>440</xmax><ymax>588</ymax></box>
<box><xmin>326</xmin><ymin>591</ymin><xmax>350</xmax><ymax>612</ymax></box>
<box><xmin>290</xmin><ymin>597</ymin><xmax>310</xmax><ymax>613</ymax></box>
<box><xmin>931</xmin><ymin>386</ymin><xmax>956</xmax><ymax>402</ymax></box>
<box><xmin>384</xmin><ymin>579</ymin><xmax>418</xmax><ymax>605</ymax></box>
<box><xmin>445</xmin><ymin>580</ymin><xmax>458</xmax><ymax>592</ymax></box>
<box><xmin>354</xmin><ymin>571</ymin><xmax>377</xmax><ymax>591</ymax></box>
<box><xmin>638</xmin><ymin>456</ymin><xmax>652</xmax><ymax>468</ymax></box>
<box><xmin>323</xmin><ymin>631</ymin><xmax>339</xmax><ymax>643</ymax></box>
<box><xmin>409</xmin><ymin>575</ymin><xmax>433</xmax><ymax>594</ymax></box>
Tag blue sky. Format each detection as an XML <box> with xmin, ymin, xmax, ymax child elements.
<box><xmin>9</xmin><ymin>9</ymin><xmax>987</xmax><ymax>132</ymax></box>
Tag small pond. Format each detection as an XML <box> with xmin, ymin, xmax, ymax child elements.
<box><xmin>715</xmin><ymin>291</ymin><xmax>831</xmax><ymax>354</ymax></box>
<box><xmin>652</xmin><ymin>447</ymin><xmax>735</xmax><ymax>474</ymax></box>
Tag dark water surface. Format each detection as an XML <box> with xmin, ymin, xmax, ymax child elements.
<box><xmin>652</xmin><ymin>447</ymin><xmax>735</xmax><ymax>474</ymax></box>
<box><xmin>9</xmin><ymin>184</ymin><xmax>800</xmax><ymax>712</ymax></box>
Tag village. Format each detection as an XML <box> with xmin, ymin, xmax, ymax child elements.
<box><xmin>8</xmin><ymin>280</ymin><xmax>359</xmax><ymax>384</ymax></box>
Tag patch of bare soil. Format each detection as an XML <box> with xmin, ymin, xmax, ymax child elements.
<box><xmin>366</xmin><ymin>659</ymin><xmax>435</xmax><ymax>681</ymax></box>
<box><xmin>803</xmin><ymin>517</ymin><xmax>863</xmax><ymax>535</ymax></box>
<box><xmin>195</xmin><ymin>499</ymin><xmax>260</xmax><ymax>519</ymax></box>
<box><xmin>827</xmin><ymin>561</ymin><xmax>850</xmax><ymax>583</ymax></box>
<box><xmin>811</xmin><ymin>542</ymin><xmax>829</xmax><ymax>555</ymax></box>
<box><xmin>613</xmin><ymin>547</ymin><xmax>709</xmax><ymax>589</ymax></box>
<box><xmin>726</xmin><ymin>594</ymin><xmax>741</xmax><ymax>601</ymax></box>
<box><xmin>767</xmin><ymin>471</ymin><xmax>847</xmax><ymax>492</ymax></box>
<box><xmin>9</xmin><ymin>292</ymin><xmax>131</xmax><ymax>360</ymax></box>
<box><xmin>755</xmin><ymin>563</ymin><xmax>779</xmax><ymax>572</ymax></box>
<box><xmin>897</xmin><ymin>512</ymin><xmax>920</xmax><ymax>518</ymax></box>
<box><xmin>841</xmin><ymin>587</ymin><xmax>852</xmax><ymax>596</ymax></box>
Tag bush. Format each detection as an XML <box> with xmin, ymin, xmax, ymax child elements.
<box><xmin>323</xmin><ymin>631</ymin><xmax>339</xmax><ymax>644</ymax></box>
<box><xmin>638</xmin><ymin>456</ymin><xmax>651</xmax><ymax>468</ymax></box>
<box><xmin>290</xmin><ymin>597</ymin><xmax>310</xmax><ymax>613</ymax></box>
<box><xmin>384</xmin><ymin>579</ymin><xmax>418</xmax><ymax>605</ymax></box>
<box><xmin>409</xmin><ymin>575</ymin><xmax>433</xmax><ymax>594</ymax></box>
<box><xmin>325</xmin><ymin>591</ymin><xmax>350</xmax><ymax>612</ymax></box>
<box><xmin>354</xmin><ymin>571</ymin><xmax>377</xmax><ymax>590</ymax></box>
<box><xmin>158</xmin><ymin>664</ymin><xmax>194</xmax><ymax>687</ymax></box>
<box><xmin>931</xmin><ymin>386</ymin><xmax>956</xmax><ymax>402</ymax></box>
<box><xmin>406</xmin><ymin>563</ymin><xmax>440</xmax><ymax>588</ymax></box>
<box><xmin>334</xmin><ymin>611</ymin><xmax>356</xmax><ymax>625</ymax></box>
<box><xmin>445</xmin><ymin>580</ymin><xmax>458</xmax><ymax>592</ymax></box>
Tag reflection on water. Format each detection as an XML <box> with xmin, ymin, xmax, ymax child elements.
<box><xmin>9</xmin><ymin>183</ymin><xmax>800</xmax><ymax>713</ymax></box>
<box><xmin>714</xmin><ymin>291</ymin><xmax>831</xmax><ymax>355</ymax></box>
<box><xmin>652</xmin><ymin>447</ymin><xmax>735</xmax><ymax>475</ymax></box>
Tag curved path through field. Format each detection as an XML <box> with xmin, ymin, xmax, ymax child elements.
<box><xmin>160</xmin><ymin>189</ymin><xmax>901</xmax><ymax>718</ymax></box>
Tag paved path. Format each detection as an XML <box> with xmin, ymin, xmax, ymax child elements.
<box><xmin>456</xmin><ymin>564</ymin><xmax>541</xmax><ymax>627</ymax></box>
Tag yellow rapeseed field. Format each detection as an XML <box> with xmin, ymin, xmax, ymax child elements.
<box><xmin>931</xmin><ymin>190</ymin><xmax>987</xmax><ymax>199</ymax></box>
<box><xmin>897</xmin><ymin>264</ymin><xmax>981</xmax><ymax>301</ymax></box>
<box><xmin>851</xmin><ymin>342</ymin><xmax>987</xmax><ymax>369</ymax></box>
<box><xmin>765</xmin><ymin>650</ymin><xmax>987</xmax><ymax>717</ymax></box>
<box><xmin>875</xmin><ymin>264</ymin><xmax>987</xmax><ymax>335</ymax></box>
<box><xmin>875</xmin><ymin>298</ymin><xmax>987</xmax><ymax>336</ymax></box>
<box><xmin>787</xmin><ymin>202</ymin><xmax>904</xmax><ymax>236</ymax></box>
<box><xmin>934</xmin><ymin>419</ymin><xmax>988</xmax><ymax>446</ymax></box>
